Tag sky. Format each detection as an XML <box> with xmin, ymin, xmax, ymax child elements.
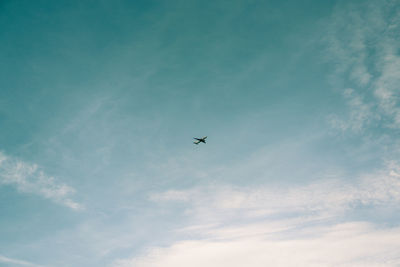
<box><xmin>1</xmin><ymin>0</ymin><xmax>400</xmax><ymax>266</ymax></box>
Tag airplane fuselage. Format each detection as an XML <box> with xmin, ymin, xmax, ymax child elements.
<box><xmin>193</xmin><ymin>136</ymin><xmax>207</xmax><ymax>145</ymax></box>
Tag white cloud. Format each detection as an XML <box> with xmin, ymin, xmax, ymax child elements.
<box><xmin>113</xmin><ymin>223</ymin><xmax>400</xmax><ymax>267</ymax></box>
<box><xmin>150</xmin><ymin>166</ymin><xmax>400</xmax><ymax>223</ymax></box>
<box><xmin>0</xmin><ymin>254</ymin><xmax>45</xmax><ymax>267</ymax></box>
<box><xmin>329</xmin><ymin>88</ymin><xmax>376</xmax><ymax>132</ymax></box>
<box><xmin>0</xmin><ymin>151</ymin><xmax>82</xmax><ymax>210</ymax></box>
<box><xmin>114</xmin><ymin>165</ymin><xmax>400</xmax><ymax>267</ymax></box>
<box><xmin>326</xmin><ymin>0</ymin><xmax>400</xmax><ymax>130</ymax></box>
<box><xmin>374</xmin><ymin>43</ymin><xmax>400</xmax><ymax>127</ymax></box>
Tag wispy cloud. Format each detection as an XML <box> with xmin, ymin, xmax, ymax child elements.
<box><xmin>113</xmin><ymin>164</ymin><xmax>400</xmax><ymax>266</ymax></box>
<box><xmin>0</xmin><ymin>151</ymin><xmax>82</xmax><ymax>210</ymax></box>
<box><xmin>113</xmin><ymin>223</ymin><xmax>400</xmax><ymax>267</ymax></box>
<box><xmin>329</xmin><ymin>88</ymin><xmax>376</xmax><ymax>132</ymax></box>
<box><xmin>150</xmin><ymin>164</ymin><xmax>400</xmax><ymax>224</ymax></box>
<box><xmin>0</xmin><ymin>254</ymin><xmax>45</xmax><ymax>267</ymax></box>
<box><xmin>326</xmin><ymin>0</ymin><xmax>400</xmax><ymax>131</ymax></box>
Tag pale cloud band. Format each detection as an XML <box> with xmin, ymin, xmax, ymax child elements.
<box><xmin>114</xmin><ymin>223</ymin><xmax>400</xmax><ymax>267</ymax></box>
<box><xmin>113</xmin><ymin>164</ymin><xmax>400</xmax><ymax>267</ymax></box>
<box><xmin>0</xmin><ymin>254</ymin><xmax>45</xmax><ymax>267</ymax></box>
<box><xmin>150</xmin><ymin>166</ymin><xmax>400</xmax><ymax>222</ymax></box>
<box><xmin>0</xmin><ymin>151</ymin><xmax>82</xmax><ymax>210</ymax></box>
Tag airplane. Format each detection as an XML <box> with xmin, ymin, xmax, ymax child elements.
<box><xmin>193</xmin><ymin>136</ymin><xmax>207</xmax><ymax>145</ymax></box>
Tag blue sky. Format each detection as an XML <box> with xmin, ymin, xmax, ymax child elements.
<box><xmin>1</xmin><ymin>0</ymin><xmax>400</xmax><ymax>266</ymax></box>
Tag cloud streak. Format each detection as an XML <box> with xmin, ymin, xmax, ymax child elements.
<box><xmin>0</xmin><ymin>254</ymin><xmax>45</xmax><ymax>267</ymax></box>
<box><xmin>113</xmin><ymin>223</ymin><xmax>400</xmax><ymax>267</ymax></box>
<box><xmin>326</xmin><ymin>0</ymin><xmax>400</xmax><ymax>131</ymax></box>
<box><xmin>0</xmin><ymin>151</ymin><xmax>82</xmax><ymax>210</ymax></box>
<box><xmin>113</xmin><ymin>164</ymin><xmax>400</xmax><ymax>266</ymax></box>
<box><xmin>150</xmin><ymin>165</ymin><xmax>400</xmax><ymax>223</ymax></box>
<box><xmin>328</xmin><ymin>88</ymin><xmax>376</xmax><ymax>132</ymax></box>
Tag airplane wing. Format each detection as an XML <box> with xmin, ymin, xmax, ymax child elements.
<box><xmin>202</xmin><ymin>136</ymin><xmax>207</xmax><ymax>140</ymax></box>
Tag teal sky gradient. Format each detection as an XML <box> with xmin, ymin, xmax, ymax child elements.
<box><xmin>1</xmin><ymin>0</ymin><xmax>400</xmax><ymax>266</ymax></box>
